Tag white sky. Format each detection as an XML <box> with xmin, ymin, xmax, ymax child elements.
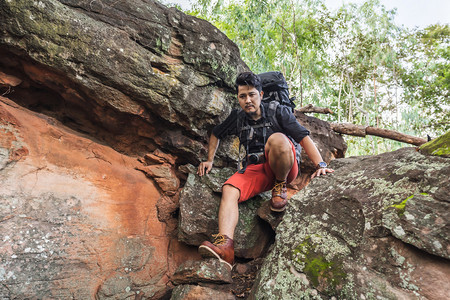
<box><xmin>170</xmin><ymin>0</ymin><xmax>450</xmax><ymax>29</ymax></box>
<box><xmin>325</xmin><ymin>0</ymin><xmax>450</xmax><ymax>28</ymax></box>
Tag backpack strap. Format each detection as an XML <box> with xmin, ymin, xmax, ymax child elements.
<box><xmin>267</xmin><ymin>101</ymin><xmax>282</xmax><ymax>132</ymax></box>
<box><xmin>236</xmin><ymin>108</ymin><xmax>273</xmax><ymax>173</ymax></box>
<box><xmin>236</xmin><ymin>110</ymin><xmax>246</xmax><ymax>172</ymax></box>
<box><xmin>241</xmin><ymin>122</ymin><xmax>273</xmax><ymax>130</ymax></box>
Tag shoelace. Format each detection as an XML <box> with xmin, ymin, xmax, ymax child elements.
<box><xmin>212</xmin><ymin>233</ymin><xmax>227</xmax><ymax>245</ymax></box>
<box><xmin>272</xmin><ymin>181</ymin><xmax>286</xmax><ymax>195</ymax></box>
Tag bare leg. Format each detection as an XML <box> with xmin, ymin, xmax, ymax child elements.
<box><xmin>199</xmin><ymin>184</ymin><xmax>238</xmax><ymax>269</ymax></box>
<box><xmin>265</xmin><ymin>133</ymin><xmax>294</xmax><ymax>181</ymax></box>
<box><xmin>218</xmin><ymin>184</ymin><xmax>240</xmax><ymax>239</ymax></box>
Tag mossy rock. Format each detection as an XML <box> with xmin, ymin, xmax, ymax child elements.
<box><xmin>419</xmin><ymin>131</ymin><xmax>450</xmax><ymax>158</ymax></box>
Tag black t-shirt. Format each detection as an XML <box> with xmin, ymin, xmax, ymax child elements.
<box><xmin>212</xmin><ymin>103</ymin><xmax>310</xmax><ymax>153</ymax></box>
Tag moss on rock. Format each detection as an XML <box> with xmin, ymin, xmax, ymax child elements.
<box><xmin>292</xmin><ymin>236</ymin><xmax>347</xmax><ymax>293</ymax></box>
<box><xmin>389</xmin><ymin>195</ymin><xmax>413</xmax><ymax>217</ymax></box>
<box><xmin>419</xmin><ymin>131</ymin><xmax>450</xmax><ymax>157</ymax></box>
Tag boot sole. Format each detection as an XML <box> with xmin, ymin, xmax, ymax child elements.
<box><xmin>270</xmin><ymin>205</ymin><xmax>286</xmax><ymax>212</ymax></box>
<box><xmin>198</xmin><ymin>245</ymin><xmax>233</xmax><ymax>271</ymax></box>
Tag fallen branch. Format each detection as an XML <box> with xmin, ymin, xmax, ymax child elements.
<box><xmin>296</xmin><ymin>104</ymin><xmax>334</xmax><ymax>114</ymax></box>
<box><xmin>330</xmin><ymin>123</ymin><xmax>427</xmax><ymax>146</ymax></box>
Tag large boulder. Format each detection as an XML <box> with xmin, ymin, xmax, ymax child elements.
<box><xmin>419</xmin><ymin>130</ymin><xmax>450</xmax><ymax>158</ymax></box>
<box><xmin>250</xmin><ymin>147</ymin><xmax>450</xmax><ymax>299</ymax></box>
<box><xmin>0</xmin><ymin>0</ymin><xmax>247</xmax><ymax>162</ymax></box>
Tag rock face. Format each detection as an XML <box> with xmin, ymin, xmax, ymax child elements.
<box><xmin>0</xmin><ymin>97</ymin><xmax>201</xmax><ymax>299</ymax></box>
<box><xmin>178</xmin><ymin>169</ymin><xmax>274</xmax><ymax>259</ymax></box>
<box><xmin>0</xmin><ymin>0</ymin><xmax>246</xmax><ymax>161</ymax></box>
<box><xmin>171</xmin><ymin>259</ymin><xmax>233</xmax><ymax>285</ymax></box>
<box><xmin>250</xmin><ymin>147</ymin><xmax>450</xmax><ymax>299</ymax></box>
<box><xmin>171</xmin><ymin>285</ymin><xmax>235</xmax><ymax>300</ymax></box>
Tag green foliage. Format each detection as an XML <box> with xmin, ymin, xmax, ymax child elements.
<box><xmin>400</xmin><ymin>24</ymin><xmax>450</xmax><ymax>134</ymax></box>
<box><xmin>345</xmin><ymin>135</ymin><xmax>404</xmax><ymax>156</ymax></box>
<box><xmin>182</xmin><ymin>0</ymin><xmax>449</xmax><ymax>156</ymax></box>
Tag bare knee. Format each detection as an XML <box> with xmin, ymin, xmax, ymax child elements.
<box><xmin>266</xmin><ymin>133</ymin><xmax>291</xmax><ymax>154</ymax></box>
<box><xmin>221</xmin><ymin>184</ymin><xmax>240</xmax><ymax>203</ymax></box>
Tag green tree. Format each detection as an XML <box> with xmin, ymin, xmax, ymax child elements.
<box><xmin>399</xmin><ymin>24</ymin><xmax>450</xmax><ymax>134</ymax></box>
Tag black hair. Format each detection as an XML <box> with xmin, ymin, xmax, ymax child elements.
<box><xmin>235</xmin><ymin>72</ymin><xmax>262</xmax><ymax>94</ymax></box>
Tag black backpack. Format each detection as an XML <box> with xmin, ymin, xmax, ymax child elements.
<box><xmin>258</xmin><ymin>71</ymin><xmax>296</xmax><ymax>111</ymax></box>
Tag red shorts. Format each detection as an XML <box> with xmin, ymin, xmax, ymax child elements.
<box><xmin>224</xmin><ymin>139</ymin><xmax>298</xmax><ymax>202</ymax></box>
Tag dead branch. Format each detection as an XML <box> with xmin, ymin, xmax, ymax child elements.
<box><xmin>296</xmin><ymin>104</ymin><xmax>334</xmax><ymax>114</ymax></box>
<box><xmin>330</xmin><ymin>122</ymin><xmax>427</xmax><ymax>146</ymax></box>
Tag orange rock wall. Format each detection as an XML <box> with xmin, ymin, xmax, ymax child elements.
<box><xmin>0</xmin><ymin>97</ymin><xmax>198</xmax><ymax>298</ymax></box>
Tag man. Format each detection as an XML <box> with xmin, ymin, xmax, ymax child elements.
<box><xmin>197</xmin><ymin>71</ymin><xmax>334</xmax><ymax>270</ymax></box>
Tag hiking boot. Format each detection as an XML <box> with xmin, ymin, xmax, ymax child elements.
<box><xmin>198</xmin><ymin>233</ymin><xmax>234</xmax><ymax>270</ymax></box>
<box><xmin>270</xmin><ymin>180</ymin><xmax>288</xmax><ymax>212</ymax></box>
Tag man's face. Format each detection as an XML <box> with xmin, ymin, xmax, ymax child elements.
<box><xmin>237</xmin><ymin>85</ymin><xmax>263</xmax><ymax>118</ymax></box>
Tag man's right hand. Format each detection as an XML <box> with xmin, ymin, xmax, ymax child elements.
<box><xmin>197</xmin><ymin>161</ymin><xmax>213</xmax><ymax>176</ymax></box>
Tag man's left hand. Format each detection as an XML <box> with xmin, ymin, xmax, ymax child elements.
<box><xmin>311</xmin><ymin>168</ymin><xmax>334</xmax><ymax>179</ymax></box>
